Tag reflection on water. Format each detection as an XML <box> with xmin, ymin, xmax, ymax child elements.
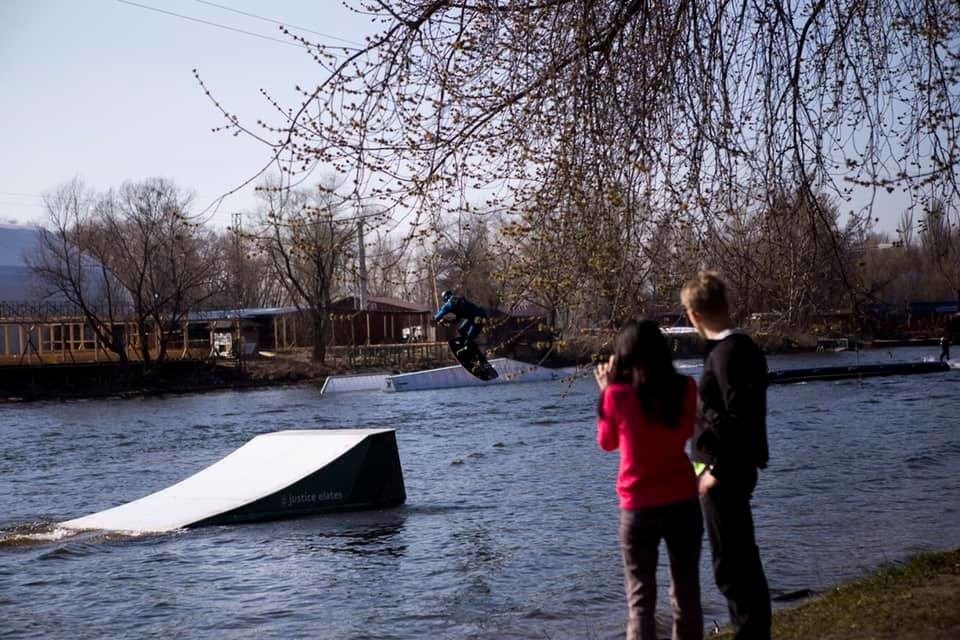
<box><xmin>0</xmin><ymin>346</ymin><xmax>958</xmax><ymax>639</ymax></box>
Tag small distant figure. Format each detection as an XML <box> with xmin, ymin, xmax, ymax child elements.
<box><xmin>940</xmin><ymin>335</ymin><xmax>951</xmax><ymax>363</ymax></box>
<box><xmin>434</xmin><ymin>290</ymin><xmax>488</xmax><ymax>343</ymax></box>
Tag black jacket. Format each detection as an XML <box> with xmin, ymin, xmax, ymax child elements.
<box><xmin>692</xmin><ymin>332</ymin><xmax>769</xmax><ymax>480</ymax></box>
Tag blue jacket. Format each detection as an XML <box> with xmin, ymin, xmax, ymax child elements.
<box><xmin>435</xmin><ymin>296</ymin><xmax>486</xmax><ymax>322</ymax></box>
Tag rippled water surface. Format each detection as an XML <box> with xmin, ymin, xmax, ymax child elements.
<box><xmin>1</xmin><ymin>347</ymin><xmax>958</xmax><ymax>639</ymax></box>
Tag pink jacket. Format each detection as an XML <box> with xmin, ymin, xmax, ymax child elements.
<box><xmin>597</xmin><ymin>378</ymin><xmax>699</xmax><ymax>509</ymax></box>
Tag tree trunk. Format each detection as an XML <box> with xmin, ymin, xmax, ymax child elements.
<box><xmin>311</xmin><ymin>309</ymin><xmax>327</xmax><ymax>362</ymax></box>
<box><xmin>137</xmin><ymin>326</ymin><xmax>150</xmax><ymax>364</ymax></box>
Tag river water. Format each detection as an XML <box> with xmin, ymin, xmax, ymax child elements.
<box><xmin>1</xmin><ymin>347</ymin><xmax>958</xmax><ymax>639</ymax></box>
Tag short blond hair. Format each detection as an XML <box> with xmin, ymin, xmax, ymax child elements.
<box><xmin>681</xmin><ymin>271</ymin><xmax>729</xmax><ymax>318</ymax></box>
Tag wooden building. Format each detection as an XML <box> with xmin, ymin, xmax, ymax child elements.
<box><xmin>327</xmin><ymin>295</ymin><xmax>434</xmax><ymax>346</ymax></box>
<box><xmin>186</xmin><ymin>307</ymin><xmax>305</xmax><ymax>358</ymax></box>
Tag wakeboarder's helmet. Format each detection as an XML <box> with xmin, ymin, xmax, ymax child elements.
<box><xmin>441</xmin><ymin>290</ymin><xmax>454</xmax><ymax>302</ymax></box>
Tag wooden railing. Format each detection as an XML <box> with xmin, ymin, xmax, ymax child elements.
<box><xmin>325</xmin><ymin>342</ymin><xmax>453</xmax><ymax>369</ymax></box>
<box><xmin>0</xmin><ymin>345</ymin><xmax>212</xmax><ymax>368</ymax></box>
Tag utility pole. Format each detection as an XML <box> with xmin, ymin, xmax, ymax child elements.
<box><xmin>231</xmin><ymin>212</ymin><xmax>246</xmax><ymax>372</ymax></box>
<box><xmin>357</xmin><ymin>217</ymin><xmax>369</xmax><ymax>312</ymax></box>
<box><xmin>231</xmin><ymin>212</ymin><xmax>244</xmax><ymax>309</ymax></box>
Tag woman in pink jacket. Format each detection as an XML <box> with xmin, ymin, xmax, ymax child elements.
<box><xmin>595</xmin><ymin>319</ymin><xmax>703</xmax><ymax>640</ymax></box>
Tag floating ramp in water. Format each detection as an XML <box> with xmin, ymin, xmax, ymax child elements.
<box><xmin>320</xmin><ymin>372</ymin><xmax>390</xmax><ymax>395</ymax></box>
<box><xmin>383</xmin><ymin>357</ymin><xmax>572</xmax><ymax>392</ymax></box>
<box><xmin>61</xmin><ymin>429</ymin><xmax>405</xmax><ymax>533</ymax></box>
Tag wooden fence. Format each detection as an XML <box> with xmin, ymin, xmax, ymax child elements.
<box><xmin>325</xmin><ymin>342</ymin><xmax>453</xmax><ymax>369</ymax></box>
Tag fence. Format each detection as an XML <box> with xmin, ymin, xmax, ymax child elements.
<box><xmin>325</xmin><ymin>342</ymin><xmax>452</xmax><ymax>369</ymax></box>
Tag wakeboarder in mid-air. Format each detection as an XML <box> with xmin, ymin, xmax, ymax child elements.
<box><xmin>434</xmin><ymin>290</ymin><xmax>497</xmax><ymax>380</ymax></box>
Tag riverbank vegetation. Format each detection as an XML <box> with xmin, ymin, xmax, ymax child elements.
<box><xmin>25</xmin><ymin>173</ymin><xmax>959</xmax><ymax>373</ymax></box>
<box><xmin>715</xmin><ymin>548</ymin><xmax>960</xmax><ymax>640</ymax></box>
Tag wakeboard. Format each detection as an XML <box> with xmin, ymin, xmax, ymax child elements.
<box><xmin>448</xmin><ymin>337</ymin><xmax>498</xmax><ymax>381</ymax></box>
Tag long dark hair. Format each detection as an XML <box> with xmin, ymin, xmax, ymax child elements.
<box><xmin>611</xmin><ymin>319</ymin><xmax>687</xmax><ymax>428</ymax></box>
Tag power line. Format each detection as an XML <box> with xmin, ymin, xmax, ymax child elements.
<box><xmin>0</xmin><ymin>200</ymin><xmax>45</xmax><ymax>207</ymax></box>
<box><xmin>192</xmin><ymin>0</ymin><xmax>364</xmax><ymax>47</ymax></box>
<box><xmin>115</xmin><ymin>0</ymin><xmax>317</xmax><ymax>49</ymax></box>
<box><xmin>0</xmin><ymin>191</ymin><xmax>45</xmax><ymax>199</ymax></box>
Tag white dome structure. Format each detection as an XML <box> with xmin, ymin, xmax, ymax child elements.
<box><xmin>0</xmin><ymin>224</ymin><xmax>130</xmax><ymax>309</ymax></box>
<box><xmin>0</xmin><ymin>224</ymin><xmax>57</xmax><ymax>304</ymax></box>
<box><xmin>0</xmin><ymin>224</ymin><xmax>135</xmax><ymax>366</ymax></box>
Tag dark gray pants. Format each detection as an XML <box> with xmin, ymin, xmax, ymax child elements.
<box><xmin>620</xmin><ymin>500</ymin><xmax>704</xmax><ymax>640</ymax></box>
<box><xmin>701</xmin><ymin>469</ymin><xmax>771</xmax><ymax>640</ymax></box>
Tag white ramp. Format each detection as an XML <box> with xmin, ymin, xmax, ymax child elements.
<box><xmin>383</xmin><ymin>358</ymin><xmax>572</xmax><ymax>392</ymax></box>
<box><xmin>320</xmin><ymin>372</ymin><xmax>390</xmax><ymax>394</ymax></box>
<box><xmin>61</xmin><ymin>429</ymin><xmax>405</xmax><ymax>533</ymax></box>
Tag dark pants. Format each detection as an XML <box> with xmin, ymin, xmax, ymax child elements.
<box><xmin>701</xmin><ymin>469</ymin><xmax>771</xmax><ymax>640</ymax></box>
<box><xmin>620</xmin><ymin>499</ymin><xmax>704</xmax><ymax>640</ymax></box>
<box><xmin>458</xmin><ymin>316</ymin><xmax>484</xmax><ymax>341</ymax></box>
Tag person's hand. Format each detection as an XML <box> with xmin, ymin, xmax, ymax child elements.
<box><xmin>594</xmin><ymin>355</ymin><xmax>616</xmax><ymax>391</ymax></box>
<box><xmin>698</xmin><ymin>469</ymin><xmax>718</xmax><ymax>495</ymax></box>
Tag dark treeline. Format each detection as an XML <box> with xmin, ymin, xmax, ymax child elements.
<box><xmin>30</xmin><ymin>175</ymin><xmax>960</xmax><ymax>364</ymax></box>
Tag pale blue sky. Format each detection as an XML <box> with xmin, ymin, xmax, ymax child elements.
<box><xmin>0</xmin><ymin>0</ymin><xmax>374</xmax><ymax>229</ymax></box>
<box><xmin>1</xmin><ymin>1</ymin><xmax>913</xmax><ymax>235</ymax></box>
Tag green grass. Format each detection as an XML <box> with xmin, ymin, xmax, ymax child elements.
<box><xmin>713</xmin><ymin>548</ymin><xmax>960</xmax><ymax>640</ymax></box>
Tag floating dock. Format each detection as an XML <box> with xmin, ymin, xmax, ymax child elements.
<box><xmin>61</xmin><ymin>429</ymin><xmax>405</xmax><ymax>533</ymax></box>
<box><xmin>383</xmin><ymin>358</ymin><xmax>573</xmax><ymax>392</ymax></box>
<box><xmin>768</xmin><ymin>361</ymin><xmax>951</xmax><ymax>384</ymax></box>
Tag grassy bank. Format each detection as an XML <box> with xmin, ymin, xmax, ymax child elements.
<box><xmin>714</xmin><ymin>548</ymin><xmax>960</xmax><ymax>639</ymax></box>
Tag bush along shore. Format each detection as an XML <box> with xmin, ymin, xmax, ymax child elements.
<box><xmin>713</xmin><ymin>548</ymin><xmax>960</xmax><ymax>639</ymax></box>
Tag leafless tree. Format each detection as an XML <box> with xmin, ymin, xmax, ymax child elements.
<box><xmin>96</xmin><ymin>179</ymin><xmax>221</xmax><ymax>366</ymax></box>
<box><xmin>254</xmin><ymin>180</ymin><xmax>359</xmax><ymax>362</ymax></box>
<box><xmin>919</xmin><ymin>199</ymin><xmax>960</xmax><ymax>305</ymax></box>
<box><xmin>434</xmin><ymin>216</ymin><xmax>505</xmax><ymax>307</ymax></box>
<box><xmin>28</xmin><ymin>179</ymin><xmax>132</xmax><ymax>362</ymax></box>
<box><xmin>31</xmin><ymin>178</ymin><xmax>220</xmax><ymax>369</ymax></box>
<box><xmin>197</xmin><ymin>0</ymin><xmax>960</xmax><ymax>325</ymax></box>
<box><xmin>208</xmin><ymin>220</ymin><xmax>284</xmax><ymax>309</ymax></box>
<box><xmin>700</xmin><ymin>207</ymin><xmax>763</xmax><ymax>324</ymax></box>
<box><xmin>857</xmin><ymin>233</ymin><xmax>915</xmax><ymax>311</ymax></box>
<box><xmin>745</xmin><ymin>191</ymin><xmax>857</xmax><ymax>325</ymax></box>
<box><xmin>898</xmin><ymin>209</ymin><xmax>915</xmax><ymax>249</ymax></box>
<box><xmin>357</xmin><ymin>225</ymin><xmax>434</xmax><ymax>302</ymax></box>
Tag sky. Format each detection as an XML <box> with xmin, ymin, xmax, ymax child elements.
<box><xmin>0</xmin><ymin>0</ymin><xmax>377</xmax><ymax>230</ymax></box>
<box><xmin>1</xmin><ymin>1</ymin><xmax>916</xmax><ymax>236</ymax></box>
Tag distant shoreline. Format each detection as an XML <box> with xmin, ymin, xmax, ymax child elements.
<box><xmin>0</xmin><ymin>336</ymin><xmax>949</xmax><ymax>403</ymax></box>
<box><xmin>0</xmin><ymin>352</ymin><xmax>440</xmax><ymax>403</ymax></box>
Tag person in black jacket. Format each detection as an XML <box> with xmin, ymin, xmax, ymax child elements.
<box><xmin>681</xmin><ymin>271</ymin><xmax>771</xmax><ymax>640</ymax></box>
